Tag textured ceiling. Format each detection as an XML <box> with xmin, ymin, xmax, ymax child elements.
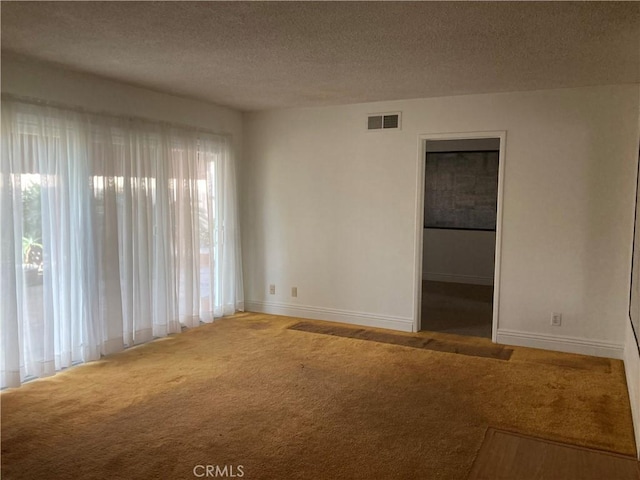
<box><xmin>2</xmin><ymin>1</ymin><xmax>639</xmax><ymax>111</ymax></box>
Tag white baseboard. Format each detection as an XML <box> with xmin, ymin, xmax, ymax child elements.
<box><xmin>497</xmin><ymin>328</ymin><xmax>624</xmax><ymax>359</ymax></box>
<box><xmin>423</xmin><ymin>272</ymin><xmax>494</xmax><ymax>286</ymax></box>
<box><xmin>245</xmin><ymin>300</ymin><xmax>414</xmax><ymax>332</ymax></box>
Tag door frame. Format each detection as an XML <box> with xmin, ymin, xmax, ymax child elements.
<box><xmin>413</xmin><ymin>131</ymin><xmax>507</xmax><ymax>342</ymax></box>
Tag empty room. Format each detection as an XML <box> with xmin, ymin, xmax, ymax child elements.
<box><xmin>2</xmin><ymin>2</ymin><xmax>640</xmax><ymax>479</ymax></box>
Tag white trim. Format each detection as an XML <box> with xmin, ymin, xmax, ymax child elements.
<box><xmin>413</xmin><ymin>137</ymin><xmax>427</xmax><ymax>332</ymax></box>
<box><xmin>245</xmin><ymin>300</ymin><xmax>414</xmax><ymax>332</ymax></box>
<box><xmin>497</xmin><ymin>328</ymin><xmax>624</xmax><ymax>359</ymax></box>
<box><xmin>623</xmin><ymin>320</ymin><xmax>640</xmax><ymax>458</ymax></box>
<box><xmin>423</xmin><ymin>272</ymin><xmax>494</xmax><ymax>286</ymax></box>
<box><xmin>414</xmin><ymin>130</ymin><xmax>507</xmax><ymax>340</ymax></box>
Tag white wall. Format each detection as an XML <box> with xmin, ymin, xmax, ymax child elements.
<box><xmin>624</xmin><ymin>86</ymin><xmax>640</xmax><ymax>458</ymax></box>
<box><xmin>243</xmin><ymin>84</ymin><xmax>639</xmax><ymax>356</ymax></box>
<box><xmin>423</xmin><ymin>230</ymin><xmax>495</xmax><ymax>285</ymax></box>
<box><xmin>1</xmin><ymin>55</ymin><xmax>243</xmax><ymax>155</ymax></box>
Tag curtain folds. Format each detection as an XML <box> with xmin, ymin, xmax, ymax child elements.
<box><xmin>0</xmin><ymin>99</ymin><xmax>244</xmax><ymax>388</ymax></box>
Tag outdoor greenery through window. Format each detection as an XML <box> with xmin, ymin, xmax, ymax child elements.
<box><xmin>21</xmin><ymin>175</ymin><xmax>42</xmax><ymax>284</ymax></box>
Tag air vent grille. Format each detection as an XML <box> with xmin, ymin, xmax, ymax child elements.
<box><xmin>383</xmin><ymin>115</ymin><xmax>399</xmax><ymax>129</ymax></box>
<box><xmin>367</xmin><ymin>112</ymin><xmax>401</xmax><ymax>131</ymax></box>
<box><xmin>368</xmin><ymin>115</ymin><xmax>383</xmax><ymax>130</ymax></box>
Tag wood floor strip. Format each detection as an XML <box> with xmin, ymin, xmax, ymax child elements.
<box><xmin>468</xmin><ymin>428</ymin><xmax>639</xmax><ymax>480</ymax></box>
<box><xmin>289</xmin><ymin>321</ymin><xmax>513</xmax><ymax>360</ymax></box>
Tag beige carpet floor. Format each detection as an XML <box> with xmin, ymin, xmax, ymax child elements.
<box><xmin>1</xmin><ymin>312</ymin><xmax>636</xmax><ymax>479</ymax></box>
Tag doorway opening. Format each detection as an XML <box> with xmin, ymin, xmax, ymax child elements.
<box><xmin>414</xmin><ymin>133</ymin><xmax>505</xmax><ymax>341</ymax></box>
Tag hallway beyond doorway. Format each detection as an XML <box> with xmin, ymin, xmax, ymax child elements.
<box><xmin>421</xmin><ymin>280</ymin><xmax>493</xmax><ymax>338</ymax></box>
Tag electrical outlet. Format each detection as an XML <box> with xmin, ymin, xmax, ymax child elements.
<box><xmin>269</xmin><ymin>284</ymin><xmax>275</xmax><ymax>295</ymax></box>
<box><xmin>291</xmin><ymin>287</ymin><xmax>297</xmax><ymax>298</ymax></box>
<box><xmin>551</xmin><ymin>312</ymin><xmax>562</xmax><ymax>326</ymax></box>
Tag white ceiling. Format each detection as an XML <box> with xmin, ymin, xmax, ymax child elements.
<box><xmin>2</xmin><ymin>1</ymin><xmax>639</xmax><ymax>112</ymax></box>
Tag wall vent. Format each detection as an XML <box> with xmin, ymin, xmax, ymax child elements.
<box><xmin>367</xmin><ymin>112</ymin><xmax>401</xmax><ymax>131</ymax></box>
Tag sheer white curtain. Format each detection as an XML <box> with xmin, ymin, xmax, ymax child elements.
<box><xmin>0</xmin><ymin>99</ymin><xmax>243</xmax><ymax>388</ymax></box>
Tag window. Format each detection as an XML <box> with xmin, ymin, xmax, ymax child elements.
<box><xmin>424</xmin><ymin>150</ymin><xmax>499</xmax><ymax>231</ymax></box>
<box><xmin>0</xmin><ymin>99</ymin><xmax>244</xmax><ymax>388</ymax></box>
